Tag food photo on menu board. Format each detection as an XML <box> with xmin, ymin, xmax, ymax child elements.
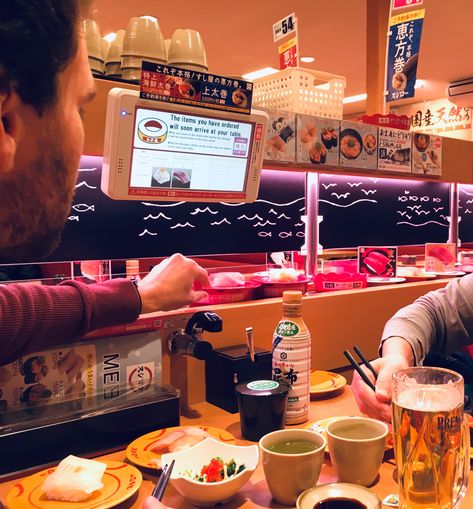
<box><xmin>296</xmin><ymin>114</ymin><xmax>339</xmax><ymax>166</ymax></box>
<box><xmin>262</xmin><ymin>108</ymin><xmax>296</xmax><ymax>162</ymax></box>
<box><xmin>131</xmin><ymin>107</ymin><xmax>253</xmax><ymax>196</ymax></box>
<box><xmin>339</xmin><ymin>121</ymin><xmax>378</xmax><ymax>170</ymax></box>
<box><xmin>412</xmin><ymin>132</ymin><xmax>442</xmax><ymax>176</ymax></box>
<box><xmin>358</xmin><ymin>246</ymin><xmax>398</xmax><ymax>277</ymax></box>
<box><xmin>377</xmin><ymin>127</ymin><xmax>412</xmax><ymax>173</ymax></box>
<box><xmin>424</xmin><ymin>243</ymin><xmax>456</xmax><ymax>273</ymax></box>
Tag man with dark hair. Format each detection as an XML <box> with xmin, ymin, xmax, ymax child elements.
<box><xmin>0</xmin><ymin>0</ymin><xmax>211</xmax><ymax>367</ymax></box>
<box><xmin>0</xmin><ymin>2</ymin><xmax>207</xmax><ymax>506</ymax></box>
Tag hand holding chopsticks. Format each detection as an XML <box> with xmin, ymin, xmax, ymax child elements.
<box><xmin>344</xmin><ymin>345</ymin><xmax>378</xmax><ymax>392</ymax></box>
<box><xmin>152</xmin><ymin>459</ymin><xmax>175</xmax><ymax>501</ymax></box>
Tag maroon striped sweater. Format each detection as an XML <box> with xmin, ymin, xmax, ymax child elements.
<box><xmin>0</xmin><ymin>279</ymin><xmax>140</xmax><ymax>365</ymax></box>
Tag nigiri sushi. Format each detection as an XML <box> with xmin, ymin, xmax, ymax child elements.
<box><xmin>150</xmin><ymin>427</ymin><xmax>211</xmax><ymax>454</ymax></box>
<box><xmin>43</xmin><ymin>455</ymin><xmax>106</xmax><ymax>502</ymax></box>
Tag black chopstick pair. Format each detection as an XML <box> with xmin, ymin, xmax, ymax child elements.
<box><xmin>151</xmin><ymin>459</ymin><xmax>175</xmax><ymax>501</ymax></box>
<box><xmin>343</xmin><ymin>345</ymin><xmax>378</xmax><ymax>392</ymax></box>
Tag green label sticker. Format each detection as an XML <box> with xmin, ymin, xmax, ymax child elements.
<box><xmin>276</xmin><ymin>320</ymin><xmax>300</xmax><ymax>337</ymax></box>
<box><xmin>247</xmin><ymin>380</ymin><xmax>279</xmax><ymax>391</ymax></box>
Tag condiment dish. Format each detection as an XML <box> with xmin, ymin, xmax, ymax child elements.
<box><xmin>161</xmin><ymin>437</ymin><xmax>259</xmax><ymax>506</ymax></box>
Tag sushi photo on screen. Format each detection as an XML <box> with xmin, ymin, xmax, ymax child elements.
<box><xmin>171</xmin><ymin>169</ymin><xmax>192</xmax><ymax>188</ymax></box>
<box><xmin>151</xmin><ymin>167</ymin><xmax>172</xmax><ymax>188</ymax></box>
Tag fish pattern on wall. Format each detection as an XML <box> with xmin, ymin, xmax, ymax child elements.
<box><xmin>47</xmin><ymin>156</ymin><xmax>306</xmax><ymax>262</ymax></box>
<box><xmin>318</xmin><ymin>174</ymin><xmax>451</xmax><ymax>248</ymax></box>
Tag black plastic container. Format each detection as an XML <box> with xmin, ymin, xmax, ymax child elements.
<box><xmin>205</xmin><ymin>344</ymin><xmax>272</xmax><ymax>413</ymax></box>
<box><xmin>235</xmin><ymin>379</ymin><xmax>289</xmax><ymax>441</ymax></box>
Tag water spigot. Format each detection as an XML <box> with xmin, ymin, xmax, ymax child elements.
<box><xmin>168</xmin><ymin>311</ymin><xmax>222</xmax><ymax>360</ymax></box>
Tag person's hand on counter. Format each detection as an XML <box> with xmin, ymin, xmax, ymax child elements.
<box><xmin>351</xmin><ymin>337</ymin><xmax>414</xmax><ymax>422</ymax></box>
<box><xmin>142</xmin><ymin>497</ymin><xmax>171</xmax><ymax>509</ymax></box>
<box><xmin>137</xmin><ymin>253</ymin><xmax>210</xmax><ymax>313</ymax></box>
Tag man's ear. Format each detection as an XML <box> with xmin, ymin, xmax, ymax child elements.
<box><xmin>0</xmin><ymin>90</ymin><xmax>20</xmax><ymax>174</ymax></box>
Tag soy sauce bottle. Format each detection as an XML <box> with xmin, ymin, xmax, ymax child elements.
<box><xmin>272</xmin><ymin>291</ymin><xmax>311</xmax><ymax>424</ymax></box>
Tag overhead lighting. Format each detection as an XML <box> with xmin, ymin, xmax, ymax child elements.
<box><xmin>300</xmin><ymin>56</ymin><xmax>315</xmax><ymax>63</ymax></box>
<box><xmin>103</xmin><ymin>32</ymin><xmax>117</xmax><ymax>43</ymax></box>
<box><xmin>343</xmin><ymin>93</ymin><xmax>368</xmax><ymax>104</ymax></box>
<box><xmin>242</xmin><ymin>67</ymin><xmax>279</xmax><ymax>81</ymax></box>
<box><xmin>415</xmin><ymin>79</ymin><xmax>426</xmax><ymax>89</ymax></box>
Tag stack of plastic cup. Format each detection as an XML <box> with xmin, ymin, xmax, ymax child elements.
<box><xmin>121</xmin><ymin>16</ymin><xmax>166</xmax><ymax>81</ymax></box>
<box><xmin>83</xmin><ymin>19</ymin><xmax>104</xmax><ymax>75</ymax></box>
<box><xmin>167</xmin><ymin>29</ymin><xmax>208</xmax><ymax>72</ymax></box>
<box><xmin>105</xmin><ymin>30</ymin><xmax>125</xmax><ymax>77</ymax></box>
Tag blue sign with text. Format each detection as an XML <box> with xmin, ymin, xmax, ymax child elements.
<box><xmin>386</xmin><ymin>9</ymin><xmax>424</xmax><ymax>103</ymax></box>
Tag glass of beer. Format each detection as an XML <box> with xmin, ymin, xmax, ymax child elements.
<box><xmin>392</xmin><ymin>367</ymin><xmax>470</xmax><ymax>509</ymax></box>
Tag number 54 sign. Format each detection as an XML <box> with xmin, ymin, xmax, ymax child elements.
<box><xmin>273</xmin><ymin>13</ymin><xmax>296</xmax><ymax>42</ymax></box>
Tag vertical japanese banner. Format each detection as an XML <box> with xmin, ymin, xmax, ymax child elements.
<box><xmin>278</xmin><ymin>37</ymin><xmax>298</xmax><ymax>70</ymax></box>
<box><xmin>386</xmin><ymin>9</ymin><xmax>425</xmax><ymax>103</ymax></box>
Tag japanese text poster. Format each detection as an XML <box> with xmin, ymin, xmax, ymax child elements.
<box><xmin>378</xmin><ymin>127</ymin><xmax>412</xmax><ymax>173</ymax></box>
<box><xmin>386</xmin><ymin>9</ymin><xmax>425</xmax><ymax>103</ymax></box>
<box><xmin>140</xmin><ymin>62</ymin><xmax>253</xmax><ymax>115</ymax></box>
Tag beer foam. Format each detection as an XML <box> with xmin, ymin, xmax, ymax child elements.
<box><xmin>396</xmin><ymin>386</ymin><xmax>463</xmax><ymax>411</ymax></box>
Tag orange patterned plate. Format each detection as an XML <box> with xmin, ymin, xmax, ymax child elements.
<box><xmin>6</xmin><ymin>460</ymin><xmax>142</xmax><ymax>509</ymax></box>
<box><xmin>310</xmin><ymin>370</ymin><xmax>347</xmax><ymax>396</ymax></box>
<box><xmin>125</xmin><ymin>426</ymin><xmax>236</xmax><ymax>470</ymax></box>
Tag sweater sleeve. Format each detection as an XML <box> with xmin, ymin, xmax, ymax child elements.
<box><xmin>380</xmin><ymin>273</ymin><xmax>473</xmax><ymax>364</ymax></box>
<box><xmin>0</xmin><ymin>278</ymin><xmax>141</xmax><ymax>365</ymax></box>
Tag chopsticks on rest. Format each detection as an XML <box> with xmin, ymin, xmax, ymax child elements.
<box><xmin>343</xmin><ymin>345</ymin><xmax>378</xmax><ymax>393</ymax></box>
<box><xmin>152</xmin><ymin>459</ymin><xmax>175</xmax><ymax>501</ymax></box>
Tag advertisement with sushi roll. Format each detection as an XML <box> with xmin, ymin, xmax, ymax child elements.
<box><xmin>262</xmin><ymin>108</ymin><xmax>296</xmax><ymax>162</ymax></box>
<box><xmin>339</xmin><ymin>121</ymin><xmax>378</xmax><ymax>170</ymax></box>
<box><xmin>378</xmin><ymin>127</ymin><xmax>412</xmax><ymax>173</ymax></box>
<box><xmin>0</xmin><ymin>332</ymin><xmax>162</xmax><ymax>412</ymax></box>
<box><xmin>358</xmin><ymin>246</ymin><xmax>398</xmax><ymax>277</ymax></box>
<box><xmin>296</xmin><ymin>114</ymin><xmax>339</xmax><ymax>166</ymax></box>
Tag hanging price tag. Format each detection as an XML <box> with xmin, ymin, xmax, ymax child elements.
<box><xmin>273</xmin><ymin>13</ymin><xmax>296</xmax><ymax>42</ymax></box>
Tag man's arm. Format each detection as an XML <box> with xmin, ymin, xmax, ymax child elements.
<box><xmin>352</xmin><ymin>273</ymin><xmax>473</xmax><ymax>421</ymax></box>
<box><xmin>0</xmin><ymin>278</ymin><xmax>140</xmax><ymax>365</ymax></box>
<box><xmin>381</xmin><ymin>273</ymin><xmax>473</xmax><ymax>364</ymax></box>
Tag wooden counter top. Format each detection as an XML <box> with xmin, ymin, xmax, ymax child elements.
<box><xmin>1</xmin><ymin>387</ymin><xmax>472</xmax><ymax>508</ymax></box>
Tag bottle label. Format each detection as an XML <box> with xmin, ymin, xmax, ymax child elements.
<box><xmin>247</xmin><ymin>380</ymin><xmax>279</xmax><ymax>391</ymax></box>
<box><xmin>275</xmin><ymin>320</ymin><xmax>300</xmax><ymax>337</ymax></box>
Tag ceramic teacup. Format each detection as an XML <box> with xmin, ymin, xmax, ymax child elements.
<box><xmin>326</xmin><ymin>416</ymin><xmax>388</xmax><ymax>487</ymax></box>
<box><xmin>259</xmin><ymin>429</ymin><xmax>326</xmax><ymax>506</ymax></box>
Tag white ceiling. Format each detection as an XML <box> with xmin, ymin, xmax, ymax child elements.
<box><xmin>93</xmin><ymin>0</ymin><xmax>473</xmax><ymax>116</ymax></box>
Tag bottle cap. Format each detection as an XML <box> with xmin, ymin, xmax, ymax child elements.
<box><xmin>282</xmin><ymin>291</ymin><xmax>303</xmax><ymax>303</ymax></box>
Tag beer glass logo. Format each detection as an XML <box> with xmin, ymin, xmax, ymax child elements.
<box><xmin>137</xmin><ymin>118</ymin><xmax>168</xmax><ymax>144</ymax></box>
<box><xmin>437</xmin><ymin>414</ymin><xmax>461</xmax><ymax>430</ymax></box>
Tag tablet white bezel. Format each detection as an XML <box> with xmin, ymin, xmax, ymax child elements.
<box><xmin>101</xmin><ymin>88</ymin><xmax>268</xmax><ymax>203</ymax></box>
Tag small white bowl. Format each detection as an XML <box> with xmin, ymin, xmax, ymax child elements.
<box><xmin>161</xmin><ymin>437</ymin><xmax>259</xmax><ymax>506</ymax></box>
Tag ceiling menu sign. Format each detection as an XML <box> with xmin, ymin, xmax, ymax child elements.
<box><xmin>272</xmin><ymin>13</ymin><xmax>296</xmax><ymax>42</ymax></box>
<box><xmin>386</xmin><ymin>9</ymin><xmax>425</xmax><ymax>103</ymax></box>
<box><xmin>392</xmin><ymin>0</ymin><xmax>423</xmax><ymax>9</ymax></box>
<box><xmin>392</xmin><ymin>98</ymin><xmax>472</xmax><ymax>133</ymax></box>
